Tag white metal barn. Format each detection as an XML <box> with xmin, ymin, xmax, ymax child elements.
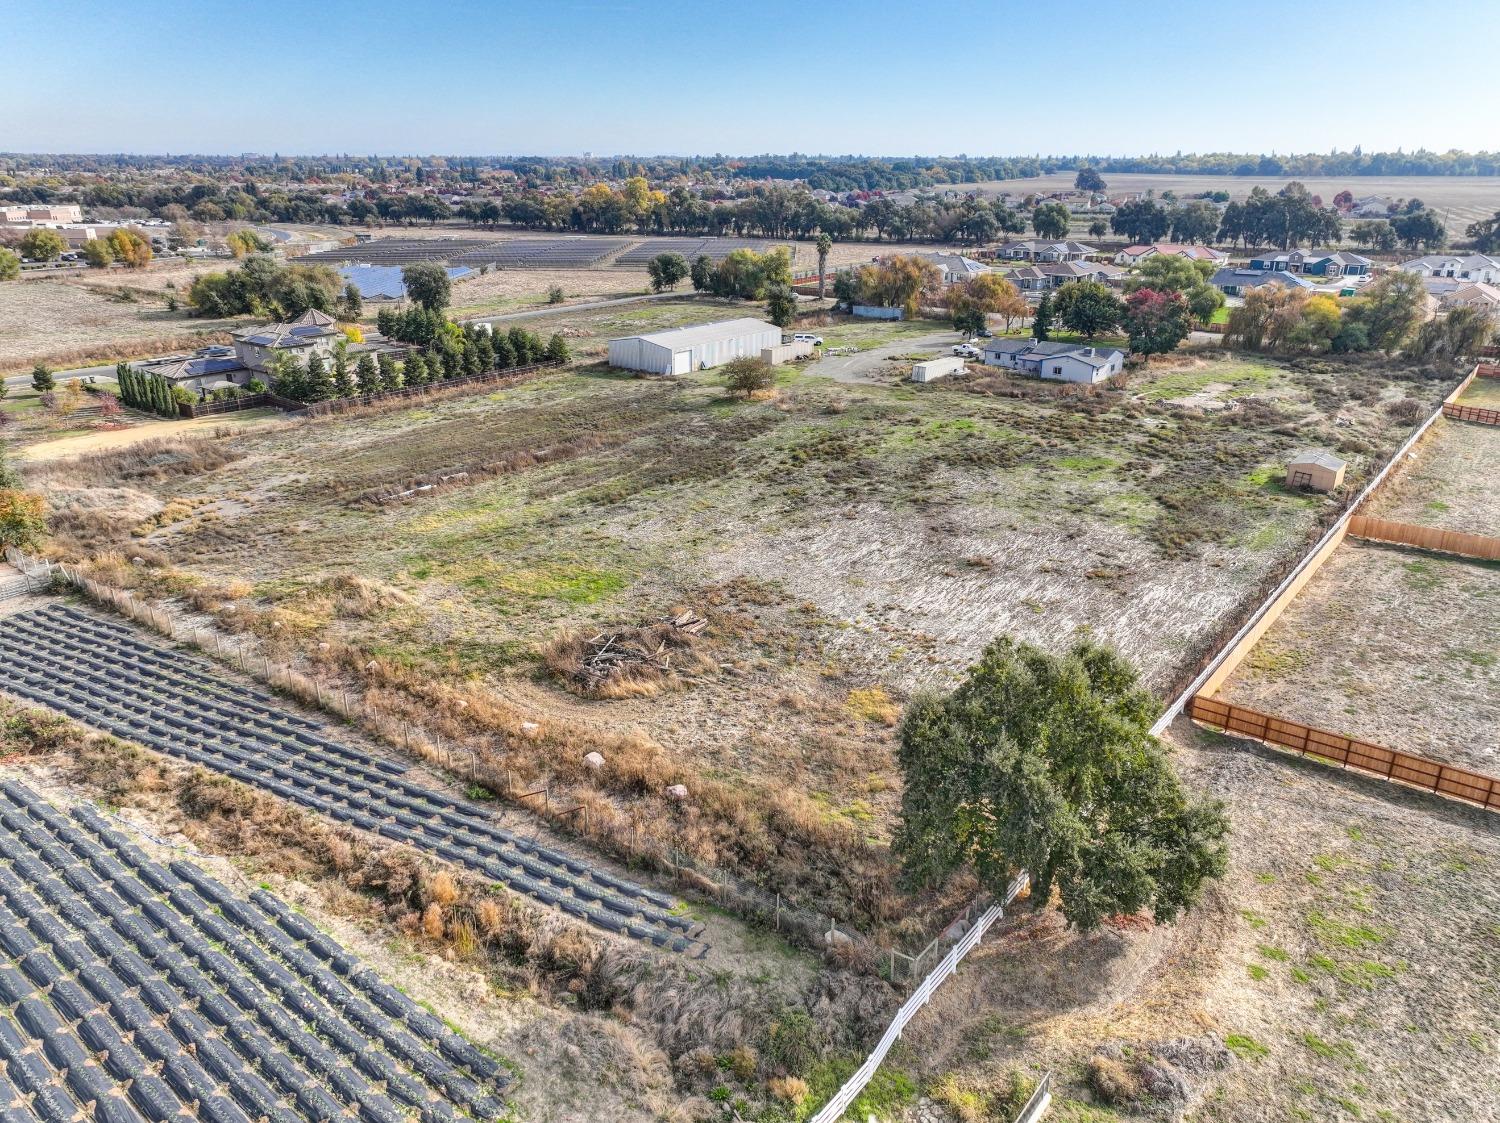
<box><xmin>608</xmin><ymin>318</ymin><xmax>783</xmax><ymax>376</ymax></box>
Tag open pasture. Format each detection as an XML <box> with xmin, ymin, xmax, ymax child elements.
<box><xmin>39</xmin><ymin>320</ymin><xmax>1454</xmax><ymax>870</ymax></box>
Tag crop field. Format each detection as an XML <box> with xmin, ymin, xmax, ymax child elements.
<box><xmin>932</xmin><ymin>172</ymin><xmax>1500</xmax><ymax>238</ymax></box>
<box><xmin>26</xmin><ymin>307</ymin><xmax>1460</xmax><ymax>933</ymax></box>
<box><xmin>0</xmin><ymin>602</ymin><xmax>704</xmax><ymax>954</ymax></box>
<box><xmin>0</xmin><ymin>775</ymin><xmax>510</xmax><ymax>1123</ymax></box>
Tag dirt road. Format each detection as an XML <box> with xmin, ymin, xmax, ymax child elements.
<box><xmin>15</xmin><ymin>409</ymin><xmax>281</xmax><ymax>461</ymax></box>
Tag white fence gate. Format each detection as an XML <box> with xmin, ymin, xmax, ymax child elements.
<box><xmin>808</xmin><ymin>872</ymin><xmax>1030</xmax><ymax>1123</ymax></box>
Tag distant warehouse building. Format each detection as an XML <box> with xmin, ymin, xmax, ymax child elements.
<box><xmin>608</xmin><ymin>318</ymin><xmax>783</xmax><ymax>376</ymax></box>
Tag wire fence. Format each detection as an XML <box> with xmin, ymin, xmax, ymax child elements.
<box><xmin>6</xmin><ymin>546</ymin><xmax>997</xmax><ymax>978</ymax></box>
<box><xmin>807</xmin><ymin>872</ymin><xmax>1031</xmax><ymax>1123</ymax></box>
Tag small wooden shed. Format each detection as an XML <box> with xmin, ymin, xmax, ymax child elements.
<box><xmin>1286</xmin><ymin>449</ymin><xmax>1346</xmax><ymax>492</ymax></box>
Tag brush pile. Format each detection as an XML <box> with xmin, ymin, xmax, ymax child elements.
<box><xmin>547</xmin><ymin>611</ymin><xmax>708</xmax><ymax>698</ymax></box>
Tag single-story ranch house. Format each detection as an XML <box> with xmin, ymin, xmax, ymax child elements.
<box><xmin>1004</xmin><ymin>260</ymin><xmax>1125</xmax><ymax>292</ymax></box>
<box><xmin>982</xmin><ymin>338</ymin><xmax>1125</xmax><ymax>384</ymax></box>
<box><xmin>995</xmin><ymin>240</ymin><xmax>1097</xmax><ymax>263</ymax></box>
<box><xmin>1113</xmin><ymin>243</ymin><xmax>1228</xmax><ymax>267</ymax></box>
<box><xmin>1247</xmin><ymin>249</ymin><xmax>1372</xmax><ymax>277</ymax></box>
<box><xmin>1210</xmin><ymin>268</ymin><xmax>1316</xmax><ymax>297</ymax></box>
<box><xmin>1398</xmin><ymin>254</ymin><xmax>1500</xmax><ymax>285</ymax></box>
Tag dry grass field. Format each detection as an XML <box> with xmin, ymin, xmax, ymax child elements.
<box><xmin>0</xmin><ymin>276</ymin><xmax>239</xmax><ymax>372</ymax></box>
<box><xmin>24</xmin><ymin>305</ymin><xmax>1460</xmax><ymax>940</ymax></box>
<box><xmin>931</xmin><ymin>172</ymin><xmax>1500</xmax><ymax>238</ymax></box>
<box><xmin>14</xmin><ymin>292</ymin><xmax>1497</xmax><ymax>1120</ymax></box>
<box><xmin>1362</xmin><ymin>417</ymin><xmax>1500</xmax><ymax>534</ymax></box>
<box><xmin>1217</xmin><ymin>540</ymin><xmax>1500</xmax><ymax>774</ymax></box>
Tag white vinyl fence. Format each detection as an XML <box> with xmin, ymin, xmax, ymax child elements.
<box><xmin>1</xmin><ymin>547</ymin><xmax>55</xmax><ymax>600</ymax></box>
<box><xmin>808</xmin><ymin>872</ymin><xmax>1030</xmax><ymax>1123</ymax></box>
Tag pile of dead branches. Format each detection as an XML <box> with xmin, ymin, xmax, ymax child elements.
<box><xmin>545</xmin><ymin>611</ymin><xmax>709</xmax><ymax>699</ymax></box>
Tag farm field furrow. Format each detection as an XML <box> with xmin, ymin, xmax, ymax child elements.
<box><xmin>0</xmin><ymin>603</ymin><xmax>702</xmax><ymax>954</ymax></box>
<box><xmin>0</xmin><ymin>776</ymin><xmax>510</xmax><ymax>1123</ymax></box>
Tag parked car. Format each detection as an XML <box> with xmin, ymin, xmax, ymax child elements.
<box><xmin>952</xmin><ymin>343</ymin><xmax>982</xmax><ymax>358</ymax></box>
<box><xmin>974</xmin><ymin>328</ymin><xmax>993</xmax><ymax>338</ymax></box>
<box><xmin>792</xmin><ymin>333</ymin><xmax>825</xmax><ymax>346</ymax></box>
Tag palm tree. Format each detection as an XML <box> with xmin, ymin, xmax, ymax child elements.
<box><xmin>815</xmin><ymin>233</ymin><xmax>833</xmax><ymax>300</ymax></box>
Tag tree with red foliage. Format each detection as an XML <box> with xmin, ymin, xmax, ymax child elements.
<box><xmin>1123</xmin><ymin>287</ymin><xmax>1191</xmax><ymax>359</ymax></box>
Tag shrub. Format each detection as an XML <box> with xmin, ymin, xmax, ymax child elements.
<box><xmin>722</xmin><ymin>356</ymin><xmax>775</xmax><ymax>399</ymax></box>
<box><xmin>1087</xmin><ymin>1054</ymin><xmax>1143</xmax><ymax>1106</ymax></box>
<box><xmin>759</xmin><ymin>1008</ymin><xmax>822</xmax><ymax>1077</ymax></box>
<box><xmin>768</xmin><ymin>1075</ymin><xmax>808</xmax><ymax>1106</ymax></box>
<box><xmin>0</xmin><ymin>490</ymin><xmax>47</xmax><ymax>551</ymax></box>
<box><xmin>547</xmin><ymin>284</ymin><xmax>565</xmax><ymax>304</ymax></box>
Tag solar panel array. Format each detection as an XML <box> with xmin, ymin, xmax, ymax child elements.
<box><xmin>613</xmin><ymin>238</ymin><xmax>787</xmax><ymax>267</ymax></box>
<box><xmin>0</xmin><ymin>604</ymin><xmax>706</xmax><ymax>957</ymax></box>
<box><xmin>450</xmin><ymin>238</ymin><xmax>629</xmax><ymax>269</ymax></box>
<box><xmin>296</xmin><ymin>239</ymin><xmax>491</xmax><ymax>266</ymax></box>
<box><xmin>0</xmin><ymin>777</ymin><xmax>510</xmax><ymax>1123</ymax></box>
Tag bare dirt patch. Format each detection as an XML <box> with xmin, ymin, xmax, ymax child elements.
<box><xmin>1218</xmin><ymin>540</ymin><xmax>1500</xmax><ymax>773</ymax></box>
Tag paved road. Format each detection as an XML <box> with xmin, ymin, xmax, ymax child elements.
<box><xmin>4</xmin><ymin>363</ymin><xmax>118</xmax><ymax>393</ymax></box>
<box><xmin>802</xmin><ymin>331</ymin><xmax>960</xmax><ymax>384</ymax></box>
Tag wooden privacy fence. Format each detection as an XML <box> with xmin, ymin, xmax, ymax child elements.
<box><xmin>807</xmin><ymin>873</ymin><xmax>1031</xmax><ymax>1123</ymax></box>
<box><xmin>1189</xmin><ymin>696</ymin><xmax>1500</xmax><ymax>813</ymax></box>
<box><xmin>177</xmin><ymin>393</ymin><xmax>275</xmax><ymax>419</ymax></box>
<box><xmin>1442</xmin><ymin>402</ymin><xmax>1500</xmax><ymax>426</ymax></box>
<box><xmin>1347</xmin><ymin>515</ymin><xmax>1500</xmax><ymax>561</ymax></box>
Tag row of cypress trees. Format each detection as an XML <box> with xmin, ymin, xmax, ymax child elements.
<box><xmin>114</xmin><ymin>361</ymin><xmax>178</xmax><ymax>418</ymax></box>
<box><xmin>271</xmin><ymin>328</ymin><xmax>569</xmax><ymax>405</ymax></box>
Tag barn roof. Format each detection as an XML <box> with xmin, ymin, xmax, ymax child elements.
<box><xmin>1288</xmin><ymin>449</ymin><xmax>1346</xmax><ymax>471</ymax></box>
<box><xmin>617</xmin><ymin>318</ymin><xmax>779</xmax><ymax>348</ymax></box>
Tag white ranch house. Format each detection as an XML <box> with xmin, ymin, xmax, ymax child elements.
<box><xmin>982</xmin><ymin>339</ymin><xmax>1125</xmax><ymax>384</ymax></box>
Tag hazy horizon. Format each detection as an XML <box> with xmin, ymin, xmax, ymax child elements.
<box><xmin>4</xmin><ymin>0</ymin><xmax>1498</xmax><ymax>157</ymax></box>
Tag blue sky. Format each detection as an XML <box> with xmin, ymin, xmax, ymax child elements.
<box><xmin>4</xmin><ymin>0</ymin><xmax>1497</xmax><ymax>157</ymax></box>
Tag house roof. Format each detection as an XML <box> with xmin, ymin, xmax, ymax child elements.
<box><xmin>616</xmin><ymin>317</ymin><xmax>780</xmax><ymax>348</ymax></box>
<box><xmin>1119</xmin><ymin>243</ymin><xmax>1227</xmax><ymax>261</ymax></box>
<box><xmin>913</xmin><ymin>252</ymin><xmax>990</xmax><ymax>276</ymax></box>
<box><xmin>1288</xmin><ymin>449</ymin><xmax>1346</xmax><ymax>472</ymax></box>
<box><xmin>135</xmin><ymin>347</ymin><xmax>248</xmax><ymax>383</ymax></box>
<box><xmin>998</xmin><ymin>240</ymin><xmax>1098</xmax><ymax>254</ymax></box>
<box><xmin>1445</xmin><ymin>282</ymin><xmax>1500</xmax><ymax>305</ymax></box>
<box><xmin>1400</xmin><ymin>253</ymin><xmax>1500</xmax><ymax>272</ymax></box>
<box><xmin>232</xmin><ymin>310</ymin><xmax>344</xmax><ymax>349</ymax></box>
<box><xmin>1210</xmin><ymin>268</ymin><xmax>1314</xmax><ymax>290</ymax></box>
<box><xmin>1257</xmin><ymin>249</ymin><xmax>1371</xmax><ymax>267</ymax></box>
<box><xmin>983</xmin><ymin>338</ymin><xmax>1124</xmax><ymax>367</ymax></box>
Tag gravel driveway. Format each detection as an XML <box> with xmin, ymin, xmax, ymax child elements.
<box><xmin>802</xmin><ymin>330</ymin><xmax>961</xmax><ymax>384</ymax></box>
